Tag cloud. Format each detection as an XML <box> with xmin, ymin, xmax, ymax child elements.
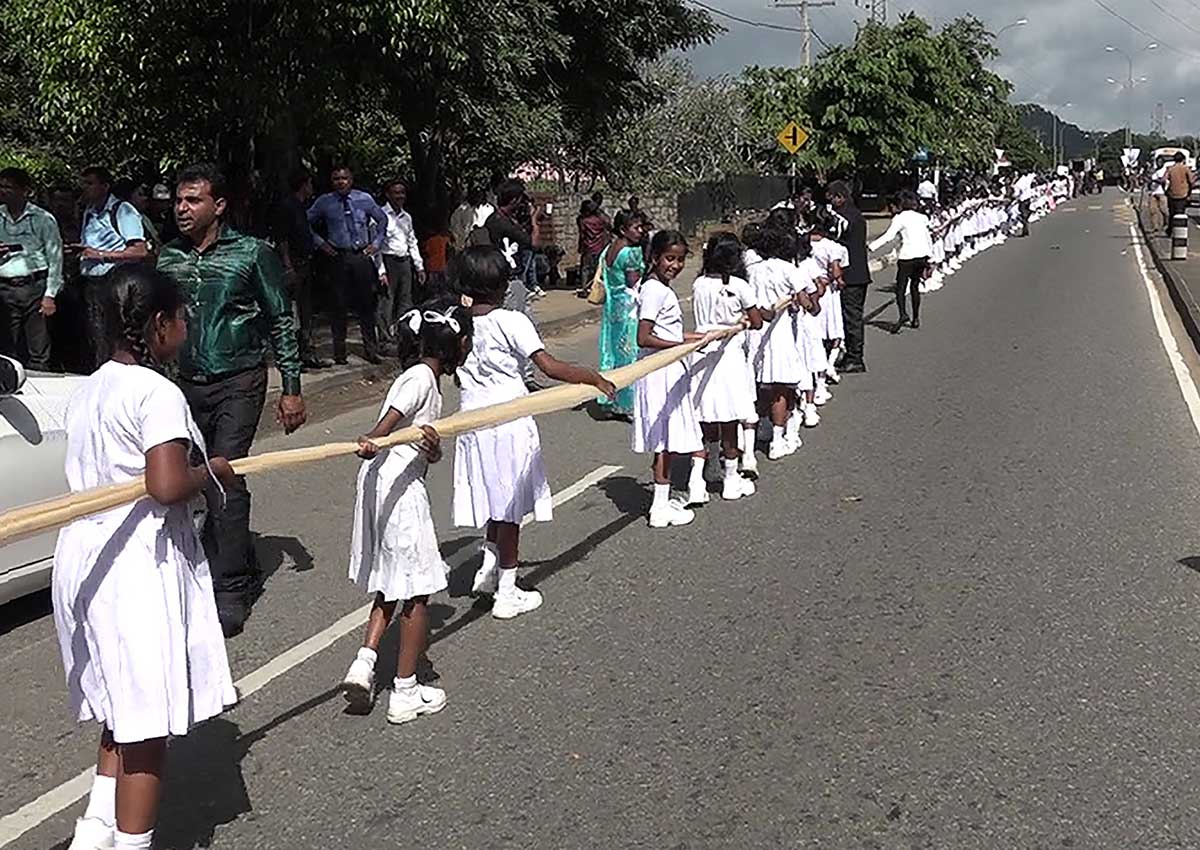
<box><xmin>682</xmin><ymin>0</ymin><xmax>1200</xmax><ymax>135</ymax></box>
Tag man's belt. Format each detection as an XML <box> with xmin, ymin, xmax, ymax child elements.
<box><xmin>0</xmin><ymin>269</ymin><xmax>48</xmax><ymax>286</ymax></box>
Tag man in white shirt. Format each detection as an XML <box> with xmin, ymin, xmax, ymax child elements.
<box><xmin>377</xmin><ymin>178</ymin><xmax>425</xmax><ymax>342</ymax></box>
<box><xmin>1013</xmin><ymin>172</ymin><xmax>1037</xmax><ymax>237</ymax></box>
<box><xmin>1150</xmin><ymin>162</ymin><xmax>1170</xmax><ymax>234</ymax></box>
<box><xmin>917</xmin><ymin>175</ymin><xmax>938</xmax><ymax>210</ymax></box>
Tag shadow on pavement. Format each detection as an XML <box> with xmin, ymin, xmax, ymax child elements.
<box><xmin>0</xmin><ymin>588</ymin><xmax>52</xmax><ymax>637</ymax></box>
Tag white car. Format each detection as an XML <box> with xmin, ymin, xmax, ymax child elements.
<box><xmin>0</xmin><ymin>357</ymin><xmax>89</xmax><ymax>606</ymax></box>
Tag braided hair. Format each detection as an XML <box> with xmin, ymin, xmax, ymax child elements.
<box><xmin>701</xmin><ymin>231</ymin><xmax>746</xmax><ymax>287</ymax></box>
<box><xmin>103</xmin><ymin>265</ymin><xmax>184</xmax><ymax>369</ymax></box>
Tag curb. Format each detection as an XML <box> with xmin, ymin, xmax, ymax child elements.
<box><xmin>1134</xmin><ymin>204</ymin><xmax>1200</xmax><ymax>355</ymax></box>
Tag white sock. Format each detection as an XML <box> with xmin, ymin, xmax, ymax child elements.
<box><xmin>689</xmin><ymin>456</ymin><xmax>705</xmax><ymax>491</ymax></box>
<box><xmin>114</xmin><ymin>829</ymin><xmax>153</xmax><ymax>849</ymax></box>
<box><xmin>393</xmin><ymin>674</ymin><xmax>416</xmax><ymax>692</ymax></box>
<box><xmin>83</xmin><ymin>773</ymin><xmax>116</xmax><ymax>828</ymax></box>
<box><xmin>498</xmin><ymin>566</ymin><xmax>518</xmax><ymax>595</ymax></box>
<box><xmin>772</xmin><ymin>425</ymin><xmax>785</xmax><ymax>443</ymax></box>
<box><xmin>480</xmin><ymin>541</ymin><xmax>499</xmax><ymax>571</ymax></box>
<box><xmin>742</xmin><ymin>425</ymin><xmax>756</xmax><ymax>452</ymax></box>
<box><xmin>355</xmin><ymin>646</ymin><xmax>377</xmax><ymax>666</ymax></box>
<box><xmin>652</xmin><ymin>482</ymin><xmax>670</xmax><ymax>511</ymax></box>
<box><xmin>723</xmin><ymin>458</ymin><xmax>739</xmax><ymax>481</ymax></box>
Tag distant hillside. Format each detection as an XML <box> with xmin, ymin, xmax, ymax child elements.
<box><xmin>1016</xmin><ymin>104</ymin><xmax>1101</xmax><ymax>160</ymax></box>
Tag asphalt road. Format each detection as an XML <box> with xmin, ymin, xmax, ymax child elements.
<box><xmin>5</xmin><ymin>197</ymin><xmax>1200</xmax><ymax>848</ymax></box>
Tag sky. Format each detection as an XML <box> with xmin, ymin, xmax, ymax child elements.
<box><xmin>682</xmin><ymin>0</ymin><xmax>1200</xmax><ymax>137</ymax></box>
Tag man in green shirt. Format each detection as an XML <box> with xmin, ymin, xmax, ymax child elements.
<box><xmin>0</xmin><ymin>167</ymin><xmax>64</xmax><ymax>370</ymax></box>
<box><xmin>158</xmin><ymin>163</ymin><xmax>307</xmax><ymax>637</ymax></box>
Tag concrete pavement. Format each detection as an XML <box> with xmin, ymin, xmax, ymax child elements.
<box><xmin>5</xmin><ymin>199</ymin><xmax>1200</xmax><ymax>847</ymax></box>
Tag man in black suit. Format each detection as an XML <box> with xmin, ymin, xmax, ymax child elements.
<box><xmin>828</xmin><ymin>181</ymin><xmax>869</xmax><ymax>373</ymax></box>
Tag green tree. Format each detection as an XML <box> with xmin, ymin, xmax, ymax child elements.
<box><xmin>1</xmin><ymin>0</ymin><xmax>717</xmax><ymax>215</ymax></box>
<box><xmin>740</xmin><ymin>14</ymin><xmax>1014</xmax><ymax>179</ymax></box>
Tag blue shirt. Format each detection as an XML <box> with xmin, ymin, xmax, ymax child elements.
<box><xmin>80</xmin><ymin>194</ymin><xmax>145</xmax><ymax>277</ymax></box>
<box><xmin>306</xmin><ymin>190</ymin><xmax>387</xmax><ymax>252</ymax></box>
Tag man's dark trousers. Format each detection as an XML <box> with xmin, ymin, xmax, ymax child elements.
<box><xmin>1168</xmin><ymin>196</ymin><xmax>1189</xmax><ymax>234</ymax></box>
<box><xmin>0</xmin><ymin>274</ymin><xmax>51</xmax><ymax>370</ymax></box>
<box><xmin>330</xmin><ymin>251</ymin><xmax>379</xmax><ymax>361</ymax></box>
<box><xmin>181</xmin><ymin>367</ymin><xmax>268</xmax><ymax>629</ymax></box>
<box><xmin>840</xmin><ymin>284</ymin><xmax>868</xmax><ymax>367</ymax></box>
<box><xmin>380</xmin><ymin>253</ymin><xmax>416</xmax><ymax>341</ymax></box>
<box><xmin>289</xmin><ymin>257</ymin><xmax>318</xmax><ymax>361</ymax></box>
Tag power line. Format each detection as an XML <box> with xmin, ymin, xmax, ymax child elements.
<box><xmin>1088</xmin><ymin>0</ymin><xmax>1200</xmax><ymax>59</ymax></box>
<box><xmin>686</xmin><ymin>0</ymin><xmax>810</xmax><ymax>34</ymax></box>
<box><xmin>1146</xmin><ymin>0</ymin><xmax>1200</xmax><ymax>37</ymax></box>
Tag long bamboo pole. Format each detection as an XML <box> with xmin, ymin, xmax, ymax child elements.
<box><xmin>0</xmin><ymin>311</ymin><xmax>783</xmax><ymax>548</ymax></box>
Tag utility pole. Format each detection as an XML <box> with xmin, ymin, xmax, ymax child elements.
<box><xmin>774</xmin><ymin>0</ymin><xmax>836</xmax><ymax>69</ymax></box>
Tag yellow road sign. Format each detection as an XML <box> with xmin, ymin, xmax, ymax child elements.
<box><xmin>777</xmin><ymin>121</ymin><xmax>810</xmax><ymax>154</ymax></box>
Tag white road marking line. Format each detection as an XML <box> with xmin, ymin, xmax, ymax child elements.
<box><xmin>1129</xmin><ymin>222</ymin><xmax>1200</xmax><ymax>441</ymax></box>
<box><xmin>0</xmin><ymin>463</ymin><xmax>623</xmax><ymax>847</ymax></box>
<box><xmin>1063</xmin><ymin>207</ymin><xmax>1078</xmax><ymax>212</ymax></box>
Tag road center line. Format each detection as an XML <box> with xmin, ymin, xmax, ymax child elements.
<box><xmin>0</xmin><ymin>463</ymin><xmax>624</xmax><ymax>848</ymax></box>
<box><xmin>1128</xmin><ymin>221</ymin><xmax>1200</xmax><ymax>442</ymax></box>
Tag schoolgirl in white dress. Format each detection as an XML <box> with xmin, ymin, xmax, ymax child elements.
<box><xmin>53</xmin><ymin>266</ymin><xmax>238</xmax><ymax>850</ymax></box>
<box><xmin>809</xmin><ymin>224</ymin><xmax>847</xmax><ymax>374</ymax></box>
<box><xmin>738</xmin><ymin>222</ymin><xmax>767</xmax><ymax>475</ymax></box>
<box><xmin>796</xmin><ymin>253</ymin><xmax>827</xmax><ymax>427</ymax></box>
<box><xmin>689</xmin><ymin>232</ymin><xmax>763</xmax><ymax>501</ymax></box>
<box><xmin>341</xmin><ymin>302</ymin><xmax>472</xmax><ymax>724</ymax></box>
<box><xmin>453</xmin><ymin>247</ymin><xmax>614</xmax><ymax>619</ymax></box>
<box><xmin>748</xmin><ymin>228</ymin><xmax>810</xmax><ymax>460</ymax></box>
<box><xmin>634</xmin><ymin>229</ymin><xmax>708</xmax><ymax>526</ymax></box>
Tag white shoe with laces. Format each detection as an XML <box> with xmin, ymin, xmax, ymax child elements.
<box><xmin>741</xmin><ymin>451</ymin><xmax>759</xmax><ymax>478</ymax></box>
<box><xmin>386</xmin><ymin>684</ymin><xmax>447</xmax><ymax>724</ymax></box>
<box><xmin>67</xmin><ymin>818</ymin><xmax>114</xmax><ymax>850</ymax></box>
<box><xmin>768</xmin><ymin>440</ymin><xmax>793</xmax><ymax>461</ymax></box>
<box><xmin>341</xmin><ymin>657</ymin><xmax>375</xmax><ymax>711</ymax></box>
<box><xmin>722</xmin><ymin>475</ymin><xmax>756</xmax><ymax>501</ymax></box>
<box><xmin>649</xmin><ymin>499</ymin><xmax>696</xmax><ymax>528</ymax></box>
<box><xmin>686</xmin><ymin>486</ymin><xmax>710</xmax><ymax>507</ymax></box>
<box><xmin>814</xmin><ymin>386</ymin><xmax>832</xmax><ymax>406</ymax></box>
<box><xmin>492</xmin><ymin>587</ymin><xmax>543</xmax><ymax>619</ymax></box>
<box><xmin>804</xmin><ymin>404</ymin><xmax>821</xmax><ymax>427</ymax></box>
<box><xmin>472</xmin><ymin>543</ymin><xmax>500</xmax><ymax>595</ymax></box>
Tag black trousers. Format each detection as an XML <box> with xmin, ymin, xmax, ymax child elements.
<box><xmin>330</xmin><ymin>252</ymin><xmax>379</xmax><ymax>360</ymax></box>
<box><xmin>840</xmin><ymin>284</ymin><xmax>868</xmax><ymax>366</ymax></box>
<box><xmin>1168</xmin><ymin>196</ymin><xmax>1189</xmax><ymax>232</ymax></box>
<box><xmin>380</xmin><ymin>254</ymin><xmax>417</xmax><ymax>341</ymax></box>
<box><xmin>81</xmin><ymin>274</ymin><xmax>112</xmax><ymax>372</ymax></box>
<box><xmin>895</xmin><ymin>257</ymin><xmax>927</xmax><ymax>323</ymax></box>
<box><xmin>1018</xmin><ymin>200</ymin><xmax>1032</xmax><ymax>237</ymax></box>
<box><xmin>0</xmin><ymin>276</ymin><xmax>51</xmax><ymax>370</ymax></box>
<box><xmin>181</xmin><ymin>367</ymin><xmax>268</xmax><ymax>605</ymax></box>
<box><xmin>288</xmin><ymin>257</ymin><xmax>317</xmax><ymax>360</ymax></box>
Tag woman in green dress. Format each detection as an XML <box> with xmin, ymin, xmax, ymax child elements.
<box><xmin>596</xmin><ymin>210</ymin><xmax>645</xmax><ymax>419</ymax></box>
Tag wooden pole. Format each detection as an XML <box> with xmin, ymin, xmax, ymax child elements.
<box><xmin>0</xmin><ymin>308</ymin><xmax>790</xmax><ymax>548</ymax></box>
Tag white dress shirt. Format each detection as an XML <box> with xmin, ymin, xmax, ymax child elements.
<box><xmin>870</xmin><ymin>210</ymin><xmax>933</xmax><ymax>260</ymax></box>
<box><xmin>381</xmin><ymin>203</ymin><xmax>424</xmax><ymax>272</ymax></box>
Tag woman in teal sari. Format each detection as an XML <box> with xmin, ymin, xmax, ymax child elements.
<box><xmin>597</xmin><ymin>210</ymin><xmax>645</xmax><ymax>419</ymax></box>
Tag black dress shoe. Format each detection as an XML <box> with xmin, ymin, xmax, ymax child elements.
<box><xmin>302</xmin><ymin>357</ymin><xmax>332</xmax><ymax>371</ymax></box>
<box><xmin>215</xmin><ymin>593</ymin><xmax>248</xmax><ymax>639</ymax></box>
<box><xmin>362</xmin><ymin>352</ymin><xmax>383</xmax><ymax>365</ymax></box>
<box><xmin>910</xmin><ymin>318</ymin><xmax>921</xmax><ymax>329</ymax></box>
<box><xmin>841</xmin><ymin>362</ymin><xmax>867</xmax><ymax>374</ymax></box>
<box><xmin>334</xmin><ymin>354</ymin><xmax>349</xmax><ymax>366</ymax></box>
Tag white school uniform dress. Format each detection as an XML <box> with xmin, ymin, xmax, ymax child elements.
<box><xmin>749</xmin><ymin>258</ymin><xmax>806</xmax><ymax>387</ymax></box>
<box><xmin>690</xmin><ymin>274</ymin><xmax>758</xmax><ymax>424</ymax></box>
<box><xmin>633</xmin><ymin>278</ymin><xmax>703</xmax><ymax>454</ymax></box>
<box><xmin>811</xmin><ymin>239</ymin><xmax>847</xmax><ymax>341</ymax></box>
<box><xmin>52</xmin><ymin>361</ymin><xmax>236</xmax><ymax>745</ymax></box>
<box><xmin>349</xmin><ymin>364</ymin><xmax>449</xmax><ymax>602</ymax></box>
<box><xmin>796</xmin><ymin>257</ymin><xmax>828</xmax><ymax>375</ymax></box>
<box><xmin>453</xmin><ymin>309</ymin><xmax>552</xmax><ymax>527</ymax></box>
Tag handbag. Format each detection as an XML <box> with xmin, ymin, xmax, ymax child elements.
<box><xmin>585</xmin><ymin>248</ymin><xmax>607</xmax><ymax>305</ymax></box>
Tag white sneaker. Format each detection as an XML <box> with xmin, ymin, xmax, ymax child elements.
<box><xmin>804</xmin><ymin>404</ymin><xmax>821</xmax><ymax>427</ymax></box>
<box><xmin>492</xmin><ymin>587</ymin><xmax>543</xmax><ymax>619</ymax></box>
<box><xmin>341</xmin><ymin>657</ymin><xmax>376</xmax><ymax>711</ymax></box>
<box><xmin>826</xmin><ymin>363</ymin><xmax>840</xmax><ymax>384</ymax></box>
<box><xmin>68</xmin><ymin>818</ymin><xmax>114</xmax><ymax>850</ymax></box>
<box><xmin>686</xmin><ymin>485</ymin><xmax>710</xmax><ymax>507</ymax></box>
<box><xmin>741</xmin><ymin>451</ymin><xmax>759</xmax><ymax>479</ymax></box>
<box><xmin>722</xmin><ymin>476</ymin><xmax>756</xmax><ymax>500</ymax></box>
<box><xmin>472</xmin><ymin>543</ymin><xmax>500</xmax><ymax>595</ymax></box>
<box><xmin>814</xmin><ymin>387</ymin><xmax>832</xmax><ymax>406</ymax></box>
<box><xmin>785</xmin><ymin>432</ymin><xmax>802</xmax><ymax>453</ymax></box>
<box><xmin>768</xmin><ymin>440</ymin><xmax>793</xmax><ymax>461</ymax></box>
<box><xmin>649</xmin><ymin>500</ymin><xmax>696</xmax><ymax>528</ymax></box>
<box><xmin>386</xmin><ymin>684</ymin><xmax>447</xmax><ymax>724</ymax></box>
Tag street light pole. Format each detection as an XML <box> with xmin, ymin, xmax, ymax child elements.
<box><xmin>1106</xmin><ymin>42</ymin><xmax>1158</xmax><ymax>150</ymax></box>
